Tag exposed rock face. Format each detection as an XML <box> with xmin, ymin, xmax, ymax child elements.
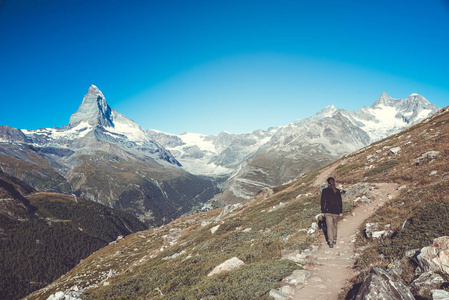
<box><xmin>410</xmin><ymin>271</ymin><xmax>444</xmax><ymax>299</ymax></box>
<box><xmin>69</xmin><ymin>85</ymin><xmax>113</xmax><ymax>128</ymax></box>
<box><xmin>431</xmin><ymin>289</ymin><xmax>449</xmax><ymax>300</ymax></box>
<box><xmin>355</xmin><ymin>267</ymin><xmax>415</xmax><ymax>300</ymax></box>
<box><xmin>416</xmin><ymin>236</ymin><xmax>449</xmax><ymax>275</ymax></box>
<box><xmin>0</xmin><ymin>126</ymin><xmax>29</xmax><ymax>143</ymax></box>
<box><xmin>207</xmin><ymin>257</ymin><xmax>245</xmax><ymax>276</ymax></box>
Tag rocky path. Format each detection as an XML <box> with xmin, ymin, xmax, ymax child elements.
<box><xmin>280</xmin><ymin>182</ymin><xmax>400</xmax><ymax>300</ymax></box>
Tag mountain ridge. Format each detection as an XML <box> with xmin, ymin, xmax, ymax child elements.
<box><xmin>23</xmin><ymin>105</ymin><xmax>449</xmax><ymax>300</ymax></box>
<box><xmin>0</xmin><ymin>87</ymin><xmax>440</xmax><ymax>224</ymax></box>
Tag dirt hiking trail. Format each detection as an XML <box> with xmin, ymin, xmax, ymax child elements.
<box><xmin>280</xmin><ymin>166</ymin><xmax>400</xmax><ymax>300</ymax></box>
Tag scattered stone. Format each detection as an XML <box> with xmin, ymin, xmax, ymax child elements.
<box><xmin>280</xmin><ymin>285</ymin><xmax>294</xmax><ymax>294</ymax></box>
<box><xmin>269</xmin><ymin>202</ymin><xmax>286</xmax><ymax>212</ymax></box>
<box><xmin>419</xmin><ymin>151</ymin><xmax>441</xmax><ymax>161</ymax></box>
<box><xmin>416</xmin><ymin>236</ymin><xmax>449</xmax><ymax>275</ymax></box>
<box><xmin>47</xmin><ymin>291</ymin><xmax>82</xmax><ymax>300</ymax></box>
<box><xmin>162</xmin><ymin>250</ymin><xmax>186</xmax><ymax>260</ymax></box>
<box><xmin>107</xmin><ymin>269</ymin><xmax>116</xmax><ymax>277</ymax></box>
<box><xmin>355</xmin><ymin>267</ymin><xmax>415</xmax><ymax>300</ymax></box>
<box><xmin>365</xmin><ymin>223</ymin><xmax>393</xmax><ymax>239</ymax></box>
<box><xmin>269</xmin><ymin>289</ymin><xmax>289</xmax><ymax>300</ymax></box>
<box><xmin>210</xmin><ymin>225</ymin><xmax>220</xmax><ymax>234</ymax></box>
<box><xmin>307</xmin><ymin>222</ymin><xmax>318</xmax><ymax>234</ymax></box>
<box><xmin>398</xmin><ymin>185</ymin><xmax>407</xmax><ymax>191</ymax></box>
<box><xmin>431</xmin><ymin>289</ymin><xmax>449</xmax><ymax>300</ymax></box>
<box><xmin>285</xmin><ymin>256</ymin><xmax>305</xmax><ymax>264</ymax></box>
<box><xmin>103</xmin><ymin>281</ymin><xmax>110</xmax><ymax>286</ymax></box>
<box><xmin>404</xmin><ymin>249</ymin><xmax>419</xmax><ymax>258</ymax></box>
<box><xmin>283</xmin><ymin>269</ymin><xmax>311</xmax><ymax>284</ymax></box>
<box><xmin>242</xmin><ymin>227</ymin><xmax>252</xmax><ymax>232</ymax></box>
<box><xmin>410</xmin><ymin>271</ymin><xmax>445</xmax><ymax>299</ymax></box>
<box><xmin>201</xmin><ymin>221</ymin><xmax>211</xmax><ymax>227</ymax></box>
<box><xmin>207</xmin><ymin>257</ymin><xmax>245</xmax><ymax>276</ymax></box>
<box><xmin>371</xmin><ymin>230</ymin><xmax>393</xmax><ymax>239</ymax></box>
<box><xmin>430</xmin><ymin>171</ymin><xmax>438</xmax><ymax>176</ymax></box>
<box><xmin>389</xmin><ymin>147</ymin><xmax>401</xmax><ymax>155</ymax></box>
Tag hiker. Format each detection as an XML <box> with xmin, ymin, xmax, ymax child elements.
<box><xmin>321</xmin><ymin>177</ymin><xmax>343</xmax><ymax>248</ymax></box>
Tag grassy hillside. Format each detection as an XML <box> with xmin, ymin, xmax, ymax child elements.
<box><xmin>0</xmin><ymin>183</ymin><xmax>147</xmax><ymax>300</ymax></box>
<box><xmin>24</xmin><ymin>107</ymin><xmax>449</xmax><ymax>299</ymax></box>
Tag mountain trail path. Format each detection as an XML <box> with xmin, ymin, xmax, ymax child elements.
<box><xmin>280</xmin><ymin>167</ymin><xmax>400</xmax><ymax>300</ymax></box>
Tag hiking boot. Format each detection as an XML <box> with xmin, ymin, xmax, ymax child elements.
<box><xmin>328</xmin><ymin>243</ymin><xmax>333</xmax><ymax>248</ymax></box>
<box><xmin>333</xmin><ymin>240</ymin><xmax>337</xmax><ymax>245</ymax></box>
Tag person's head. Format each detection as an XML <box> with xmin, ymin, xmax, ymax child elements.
<box><xmin>327</xmin><ymin>177</ymin><xmax>337</xmax><ymax>192</ymax></box>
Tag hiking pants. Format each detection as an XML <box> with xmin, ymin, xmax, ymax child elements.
<box><xmin>324</xmin><ymin>213</ymin><xmax>339</xmax><ymax>242</ymax></box>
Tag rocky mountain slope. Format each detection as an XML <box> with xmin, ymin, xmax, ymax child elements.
<box><xmin>0</xmin><ymin>85</ymin><xmax>220</xmax><ymax>226</ymax></box>
<box><xmin>150</xmin><ymin>92</ymin><xmax>439</xmax><ymax>204</ymax></box>
<box><xmin>0</xmin><ymin>170</ymin><xmax>147</xmax><ymax>300</ymax></box>
<box><xmin>24</xmin><ymin>106</ymin><xmax>448</xmax><ymax>300</ymax></box>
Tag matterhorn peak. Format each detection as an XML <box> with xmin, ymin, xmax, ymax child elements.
<box><xmin>87</xmin><ymin>84</ymin><xmax>105</xmax><ymax>98</ymax></box>
<box><xmin>69</xmin><ymin>85</ymin><xmax>114</xmax><ymax>128</ymax></box>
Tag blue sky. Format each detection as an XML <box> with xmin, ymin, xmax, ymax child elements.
<box><xmin>1</xmin><ymin>0</ymin><xmax>448</xmax><ymax>135</ymax></box>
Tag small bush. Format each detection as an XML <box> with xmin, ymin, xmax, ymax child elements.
<box><xmin>378</xmin><ymin>202</ymin><xmax>449</xmax><ymax>258</ymax></box>
<box><xmin>363</xmin><ymin>159</ymin><xmax>399</xmax><ymax>177</ymax></box>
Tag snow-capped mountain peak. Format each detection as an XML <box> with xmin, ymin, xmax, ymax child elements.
<box><xmin>69</xmin><ymin>85</ymin><xmax>113</xmax><ymax>128</ymax></box>
<box><xmin>371</xmin><ymin>92</ymin><xmax>400</xmax><ymax>108</ymax></box>
<box><xmin>315</xmin><ymin>104</ymin><xmax>338</xmax><ymax>119</ymax></box>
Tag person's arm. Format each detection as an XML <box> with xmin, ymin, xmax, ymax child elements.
<box><xmin>337</xmin><ymin>190</ymin><xmax>343</xmax><ymax>216</ymax></box>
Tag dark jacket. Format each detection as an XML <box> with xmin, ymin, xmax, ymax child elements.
<box><xmin>321</xmin><ymin>187</ymin><xmax>342</xmax><ymax>214</ymax></box>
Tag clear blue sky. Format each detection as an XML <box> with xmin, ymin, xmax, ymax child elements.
<box><xmin>1</xmin><ymin>0</ymin><xmax>448</xmax><ymax>135</ymax></box>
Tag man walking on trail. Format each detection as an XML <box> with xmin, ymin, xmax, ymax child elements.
<box><xmin>321</xmin><ymin>177</ymin><xmax>343</xmax><ymax>248</ymax></box>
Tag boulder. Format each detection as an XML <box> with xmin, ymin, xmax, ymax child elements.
<box><xmin>365</xmin><ymin>222</ymin><xmax>392</xmax><ymax>239</ymax></box>
<box><xmin>415</xmin><ymin>151</ymin><xmax>441</xmax><ymax>166</ymax></box>
<box><xmin>210</xmin><ymin>225</ymin><xmax>220</xmax><ymax>234</ymax></box>
<box><xmin>207</xmin><ymin>257</ymin><xmax>245</xmax><ymax>276</ymax></box>
<box><xmin>283</xmin><ymin>269</ymin><xmax>310</xmax><ymax>285</ymax></box>
<box><xmin>431</xmin><ymin>289</ymin><xmax>449</xmax><ymax>300</ymax></box>
<box><xmin>410</xmin><ymin>271</ymin><xmax>444</xmax><ymax>299</ymax></box>
<box><xmin>416</xmin><ymin>236</ymin><xmax>449</xmax><ymax>275</ymax></box>
<box><xmin>269</xmin><ymin>289</ymin><xmax>290</xmax><ymax>300</ymax></box>
<box><xmin>355</xmin><ymin>267</ymin><xmax>415</xmax><ymax>300</ymax></box>
<box><xmin>389</xmin><ymin>147</ymin><xmax>401</xmax><ymax>155</ymax></box>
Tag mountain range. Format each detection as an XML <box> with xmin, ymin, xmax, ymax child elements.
<box><xmin>23</xmin><ymin>103</ymin><xmax>449</xmax><ymax>300</ymax></box>
<box><xmin>0</xmin><ymin>86</ymin><xmax>440</xmax><ymax>226</ymax></box>
<box><xmin>148</xmin><ymin>91</ymin><xmax>439</xmax><ymax>203</ymax></box>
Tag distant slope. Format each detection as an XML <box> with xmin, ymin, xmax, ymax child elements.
<box><xmin>0</xmin><ymin>172</ymin><xmax>147</xmax><ymax>300</ymax></box>
<box><xmin>24</xmin><ymin>106</ymin><xmax>448</xmax><ymax>299</ymax></box>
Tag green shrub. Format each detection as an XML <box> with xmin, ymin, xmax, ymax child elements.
<box><xmin>364</xmin><ymin>159</ymin><xmax>399</xmax><ymax>177</ymax></box>
<box><xmin>378</xmin><ymin>202</ymin><xmax>449</xmax><ymax>258</ymax></box>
